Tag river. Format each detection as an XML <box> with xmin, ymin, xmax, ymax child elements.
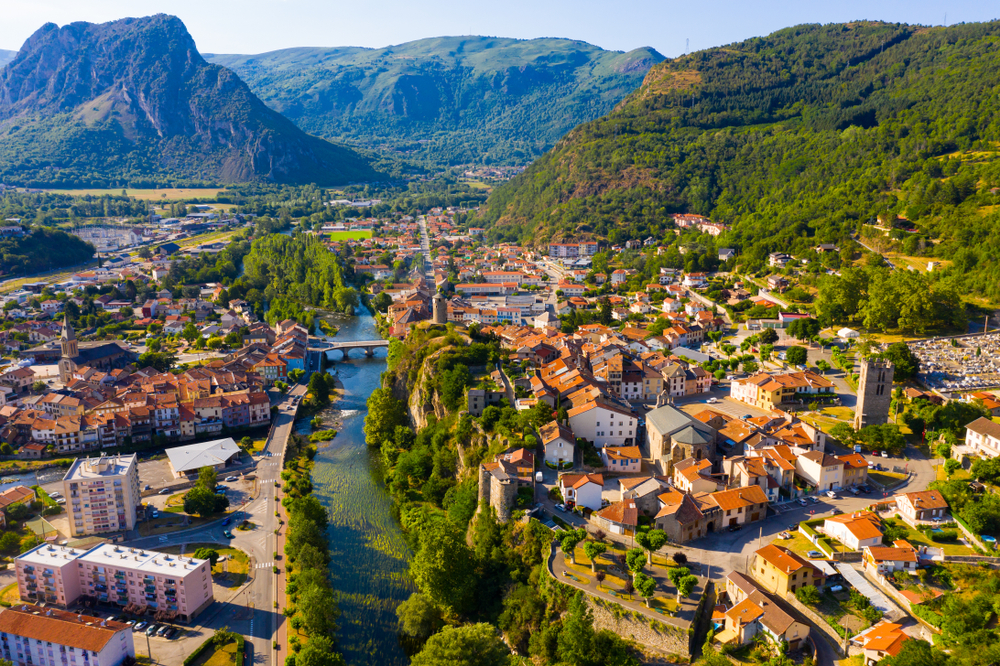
<box><xmin>293</xmin><ymin>307</ymin><xmax>414</xmax><ymax>666</ymax></box>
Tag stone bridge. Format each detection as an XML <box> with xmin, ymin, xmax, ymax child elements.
<box><xmin>316</xmin><ymin>339</ymin><xmax>389</xmax><ymax>360</ymax></box>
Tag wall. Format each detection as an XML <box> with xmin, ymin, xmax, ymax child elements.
<box><xmin>586</xmin><ymin>595</ymin><xmax>694</xmax><ymax>661</ymax></box>
<box><xmin>783</xmin><ymin>593</ymin><xmax>845</xmax><ymax>656</ymax></box>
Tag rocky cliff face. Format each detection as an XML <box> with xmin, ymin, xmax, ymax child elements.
<box><xmin>0</xmin><ymin>15</ymin><xmax>376</xmax><ymax>186</ymax></box>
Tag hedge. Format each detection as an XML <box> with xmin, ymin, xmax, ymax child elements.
<box><xmin>183</xmin><ymin>635</ymin><xmax>245</xmax><ymax>666</ymax></box>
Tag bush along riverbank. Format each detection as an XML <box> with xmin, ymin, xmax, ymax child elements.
<box><xmin>280</xmin><ymin>434</ymin><xmax>346</xmax><ymax>666</ymax></box>
<box><xmin>364</xmin><ymin>322</ymin><xmax>641</xmax><ymax>665</ymax></box>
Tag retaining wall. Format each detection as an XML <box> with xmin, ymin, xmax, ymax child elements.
<box><xmin>587</xmin><ymin>595</ymin><xmax>694</xmax><ymax>661</ymax></box>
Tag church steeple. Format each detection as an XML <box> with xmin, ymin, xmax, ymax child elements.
<box><xmin>61</xmin><ymin>313</ymin><xmax>78</xmax><ymax>359</ymax></box>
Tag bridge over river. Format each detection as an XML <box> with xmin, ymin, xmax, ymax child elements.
<box><xmin>308</xmin><ymin>337</ymin><xmax>389</xmax><ymax>360</ymax></box>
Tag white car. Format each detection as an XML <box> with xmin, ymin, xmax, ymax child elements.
<box><xmin>826</xmin><ymin>491</ymin><xmax>838</xmax><ymax>499</ymax></box>
<box><xmin>707</xmin><ymin>397</ymin><xmax>719</xmax><ymax>404</ymax></box>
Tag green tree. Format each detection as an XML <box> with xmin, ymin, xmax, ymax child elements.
<box><xmin>294</xmin><ymin>636</ymin><xmax>345</xmax><ymax>666</ymax></box>
<box><xmin>561</xmin><ymin>529</ymin><xmax>586</xmax><ymax>565</ymax></box>
<box><xmin>410</xmin><ymin>521</ymin><xmax>476</xmax><ymax>614</ymax></box>
<box><xmin>583</xmin><ymin>541</ymin><xmax>607</xmax><ymax>572</ymax></box>
<box><xmin>944</xmin><ymin>459</ymin><xmax>960</xmax><ymax>477</ymax></box>
<box><xmin>183</xmin><ymin>485</ymin><xmax>221</xmax><ymax>518</ymax></box>
<box><xmin>785</xmin><ymin>345</ymin><xmax>807</xmax><ymax>366</ymax></box>
<box><xmin>635</xmin><ymin>529</ymin><xmax>668</xmax><ymax>564</ymax></box>
<box><xmin>881</xmin><ymin>342</ymin><xmax>920</xmax><ymax>382</ymax></box>
<box><xmin>298</xmin><ymin>581</ymin><xmax>339</xmax><ymax>637</ymax></box>
<box><xmin>633</xmin><ymin>572</ymin><xmax>657</xmax><ymax>608</ymax></box>
<box><xmin>675</xmin><ymin>574</ymin><xmax>698</xmax><ymax>604</ymax></box>
<box><xmin>412</xmin><ymin>624</ymin><xmax>509</xmax><ymax>666</ymax></box>
<box><xmin>795</xmin><ymin>584</ymin><xmax>820</xmax><ymax>606</ymax></box>
<box><xmin>193</xmin><ymin>548</ymin><xmax>220</xmax><ymax>566</ymax></box>
<box><xmin>759</xmin><ymin>328</ymin><xmax>779</xmax><ymax>345</ymax></box>
<box><xmin>396</xmin><ymin>592</ymin><xmax>442</xmax><ymax>640</ymax></box>
<box><xmin>626</xmin><ymin>548</ymin><xmax>646</xmax><ymax>580</ymax></box>
<box><xmin>364</xmin><ymin>387</ymin><xmax>407</xmax><ymax>447</ymax></box>
<box><xmin>0</xmin><ymin>531</ymin><xmax>22</xmax><ymax>553</ymax></box>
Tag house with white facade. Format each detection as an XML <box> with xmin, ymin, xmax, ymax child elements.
<box><xmin>566</xmin><ymin>399</ymin><xmax>637</xmax><ymax>448</ymax></box>
<box><xmin>558</xmin><ymin>473</ymin><xmax>604</xmax><ymax>511</ymax></box>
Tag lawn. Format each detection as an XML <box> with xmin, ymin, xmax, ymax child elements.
<box><xmin>44</xmin><ymin>188</ymin><xmax>227</xmax><ymax>201</ymax></box>
<box><xmin>190</xmin><ymin>640</ymin><xmax>239</xmax><ymax>666</ymax></box>
<box><xmin>936</xmin><ymin>464</ymin><xmax>972</xmax><ymax>482</ymax></box>
<box><xmin>0</xmin><ymin>582</ymin><xmax>21</xmax><ymax>606</ymax></box>
<box><xmin>778</xmin><ymin>531</ymin><xmax>845</xmax><ymax>557</ymax></box>
<box><xmin>822</xmin><ymin>406</ymin><xmax>855</xmax><ymax>421</ymax></box>
<box><xmin>869</xmin><ymin>471</ymin><xmax>908</xmax><ymax>489</ymax></box>
<box><xmin>325</xmin><ymin>230</ymin><xmax>372</xmax><ymax>241</ymax></box>
<box><xmin>893</xmin><ymin>524</ymin><xmax>977</xmax><ymax>557</ymax></box>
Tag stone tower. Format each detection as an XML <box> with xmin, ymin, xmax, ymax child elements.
<box><xmin>60</xmin><ymin>313</ymin><xmax>78</xmax><ymax>359</ymax></box>
<box><xmin>854</xmin><ymin>358</ymin><xmax>894</xmax><ymax>430</ymax></box>
<box><xmin>432</xmin><ymin>293</ymin><xmax>447</xmax><ymax>324</ymax></box>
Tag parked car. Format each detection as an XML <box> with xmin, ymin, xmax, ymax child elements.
<box><xmin>223</xmin><ymin>530</ymin><xmax>234</xmax><ymax>539</ymax></box>
<box><xmin>881</xmin><ymin>451</ymin><xmax>889</xmax><ymax>458</ymax></box>
<box><xmin>225</xmin><ymin>476</ymin><xmax>238</xmax><ymax>482</ymax></box>
<box><xmin>707</xmin><ymin>397</ymin><xmax>719</xmax><ymax>404</ymax></box>
<box><xmin>778</xmin><ymin>531</ymin><xmax>792</xmax><ymax>539</ymax></box>
<box><xmin>826</xmin><ymin>491</ymin><xmax>838</xmax><ymax>499</ymax></box>
<box><xmin>156</xmin><ymin>626</ymin><xmax>170</xmax><ymax>637</ymax></box>
<box><xmin>797</xmin><ymin>498</ymin><xmax>809</xmax><ymax>506</ymax></box>
<box><xmin>853</xmin><ymin>444</ymin><xmax>863</xmax><ymax>453</ymax></box>
<box><xmin>55</xmin><ymin>498</ymin><xmax>66</xmax><ymax>505</ymax></box>
<box><xmin>49</xmin><ymin>492</ymin><xmax>61</xmax><ymax>499</ymax></box>
<box><xmin>134</xmin><ymin>622</ymin><xmax>148</xmax><ymax>632</ymax></box>
<box><xmin>146</xmin><ymin>624</ymin><xmax>160</xmax><ymax>636</ymax></box>
<box><xmin>143</xmin><ymin>485</ymin><xmax>152</xmax><ymax>491</ymax></box>
<box><xmin>829</xmin><ymin>585</ymin><xmax>844</xmax><ymax>593</ymax></box>
<box><xmin>164</xmin><ymin>628</ymin><xmax>177</xmax><ymax>639</ymax></box>
<box><xmin>809</xmin><ymin>496</ymin><xmax>820</xmax><ymax>504</ymax></box>
<box><xmin>554</xmin><ymin>503</ymin><xmax>566</xmax><ymax>513</ymax></box>
<box><xmin>222</xmin><ymin>517</ymin><xmax>231</xmax><ymax>526</ymax></box>
<box><xmin>858</xmin><ymin>486</ymin><xmax>872</xmax><ymax>494</ymax></box>
<box><xmin>830</xmin><ymin>508</ymin><xmax>843</xmax><ymax>515</ymax></box>
<box><xmin>851</xmin><ymin>488</ymin><xmax>861</xmax><ymax>495</ymax></box>
<box><xmin>788</xmin><ymin>523</ymin><xmax>799</xmax><ymax>531</ymax></box>
<box><xmin>159</xmin><ymin>488</ymin><xmax>171</xmax><ymax>495</ymax></box>
<box><xmin>806</xmin><ymin>550</ymin><xmax>824</xmax><ymax>558</ymax></box>
<box><xmin>728</xmin><ymin>523</ymin><xmax>743</xmax><ymax>532</ymax></box>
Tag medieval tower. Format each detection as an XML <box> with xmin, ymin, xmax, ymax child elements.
<box><xmin>854</xmin><ymin>358</ymin><xmax>894</xmax><ymax>430</ymax></box>
<box><xmin>432</xmin><ymin>293</ymin><xmax>447</xmax><ymax>324</ymax></box>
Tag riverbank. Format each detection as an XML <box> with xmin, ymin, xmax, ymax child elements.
<box><xmin>302</xmin><ymin>308</ymin><xmax>413</xmax><ymax>666</ymax></box>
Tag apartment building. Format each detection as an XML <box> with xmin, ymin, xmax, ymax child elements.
<box><xmin>62</xmin><ymin>455</ymin><xmax>140</xmax><ymax>537</ymax></box>
<box><xmin>0</xmin><ymin>604</ymin><xmax>135</xmax><ymax>666</ymax></box>
<box><xmin>15</xmin><ymin>544</ymin><xmax>214</xmax><ymax>623</ymax></box>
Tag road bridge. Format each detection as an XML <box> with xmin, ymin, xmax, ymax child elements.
<box><xmin>310</xmin><ymin>338</ymin><xmax>389</xmax><ymax>359</ymax></box>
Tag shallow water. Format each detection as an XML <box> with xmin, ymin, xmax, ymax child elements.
<box><xmin>295</xmin><ymin>308</ymin><xmax>413</xmax><ymax>665</ymax></box>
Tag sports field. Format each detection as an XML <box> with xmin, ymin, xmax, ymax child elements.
<box><xmin>43</xmin><ymin>188</ymin><xmax>227</xmax><ymax>201</ymax></box>
<box><xmin>326</xmin><ymin>230</ymin><xmax>372</xmax><ymax>240</ymax></box>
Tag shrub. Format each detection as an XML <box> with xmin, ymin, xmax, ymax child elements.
<box><xmin>930</xmin><ymin>529</ymin><xmax>958</xmax><ymax>543</ymax></box>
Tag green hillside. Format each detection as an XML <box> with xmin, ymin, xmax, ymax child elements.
<box><xmin>480</xmin><ymin>22</ymin><xmax>1000</xmax><ymax>302</ymax></box>
<box><xmin>206</xmin><ymin>36</ymin><xmax>662</xmax><ymax>166</ymax></box>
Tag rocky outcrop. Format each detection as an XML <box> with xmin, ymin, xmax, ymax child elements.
<box><xmin>0</xmin><ymin>14</ymin><xmax>376</xmax><ymax>186</ymax></box>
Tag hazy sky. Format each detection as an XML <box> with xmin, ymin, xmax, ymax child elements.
<box><xmin>1</xmin><ymin>0</ymin><xmax>997</xmax><ymax>55</ymax></box>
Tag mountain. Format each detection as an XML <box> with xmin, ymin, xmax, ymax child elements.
<box><xmin>0</xmin><ymin>50</ymin><xmax>14</xmax><ymax>68</ymax></box>
<box><xmin>480</xmin><ymin>21</ymin><xmax>1000</xmax><ymax>301</ymax></box>
<box><xmin>0</xmin><ymin>15</ymin><xmax>377</xmax><ymax>187</ymax></box>
<box><xmin>206</xmin><ymin>37</ymin><xmax>662</xmax><ymax>167</ymax></box>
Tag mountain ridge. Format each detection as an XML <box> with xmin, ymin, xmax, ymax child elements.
<box><xmin>206</xmin><ymin>36</ymin><xmax>663</xmax><ymax>166</ymax></box>
<box><xmin>479</xmin><ymin>21</ymin><xmax>1000</xmax><ymax>300</ymax></box>
<box><xmin>0</xmin><ymin>15</ymin><xmax>377</xmax><ymax>187</ymax></box>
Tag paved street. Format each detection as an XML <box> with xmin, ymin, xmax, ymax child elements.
<box><xmin>117</xmin><ymin>385</ymin><xmax>306</xmax><ymax>666</ymax></box>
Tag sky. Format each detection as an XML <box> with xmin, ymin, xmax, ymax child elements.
<box><xmin>0</xmin><ymin>0</ymin><xmax>997</xmax><ymax>56</ymax></box>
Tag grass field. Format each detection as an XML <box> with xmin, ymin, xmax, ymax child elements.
<box><xmin>325</xmin><ymin>230</ymin><xmax>372</xmax><ymax>241</ymax></box>
<box><xmin>190</xmin><ymin>639</ymin><xmax>239</xmax><ymax>666</ymax></box>
<box><xmin>0</xmin><ymin>582</ymin><xmax>21</xmax><ymax>606</ymax></box>
<box><xmin>44</xmin><ymin>188</ymin><xmax>227</xmax><ymax>201</ymax></box>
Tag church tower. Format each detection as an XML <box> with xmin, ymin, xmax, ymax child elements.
<box><xmin>60</xmin><ymin>314</ymin><xmax>78</xmax><ymax>359</ymax></box>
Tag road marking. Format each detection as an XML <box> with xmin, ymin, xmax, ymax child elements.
<box><xmin>256</xmin><ymin>562</ymin><xmax>274</xmax><ymax>569</ymax></box>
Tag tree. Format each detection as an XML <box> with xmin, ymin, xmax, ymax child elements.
<box><xmin>198</xmin><ymin>466</ymin><xmax>218</xmax><ymax>491</ymax></box>
<box><xmin>785</xmin><ymin>346</ymin><xmax>807</xmax><ymax>366</ymax></box>
<box><xmin>557</xmin><ymin>593</ymin><xmax>594</xmax><ymax>665</ymax></box>
<box><xmin>595</xmin><ymin>570</ymin><xmax>606</xmax><ymax>589</ymax></box>
<box><xmin>676</xmin><ymin>574</ymin><xmax>698</xmax><ymax>604</ymax></box>
<box><xmin>183</xmin><ymin>485</ymin><xmax>220</xmax><ymax>518</ymax></box>
<box><xmin>672</xmin><ymin>552</ymin><xmax>687</xmax><ymax>565</ymax></box>
<box><xmin>309</xmin><ymin>372</ymin><xmax>330</xmax><ymax>404</ymax></box>
<box><xmin>561</xmin><ymin>529</ymin><xmax>586</xmax><ymax>565</ymax></box>
<box><xmin>626</xmin><ymin>547</ymin><xmax>646</xmax><ymax>580</ymax></box>
<box><xmin>944</xmin><ymin>459</ymin><xmax>961</xmax><ymax>477</ymax></box>
<box><xmin>295</xmin><ymin>636</ymin><xmax>345</xmax><ymax>666</ymax></box>
<box><xmin>795</xmin><ymin>584</ymin><xmax>820</xmax><ymax>606</ymax></box>
<box><xmin>193</xmin><ymin>547</ymin><xmax>220</xmax><ymax>566</ymax></box>
<box><xmin>759</xmin><ymin>328</ymin><xmax>779</xmax><ymax>344</ymax></box>
<box><xmin>635</xmin><ymin>529</ymin><xmax>668</xmax><ymax>564</ymax></box>
<box><xmin>298</xmin><ymin>582</ymin><xmax>339</xmax><ymax>637</ymax></box>
<box><xmin>410</xmin><ymin>521</ymin><xmax>476</xmax><ymax>614</ymax></box>
<box><xmin>787</xmin><ymin>317</ymin><xmax>820</xmax><ymax>341</ymax></box>
<box><xmin>0</xmin><ymin>444</ymin><xmax>12</xmax><ymax>456</ymax></box>
<box><xmin>632</xmin><ymin>572</ymin><xmax>656</xmax><ymax>608</ymax></box>
<box><xmin>881</xmin><ymin>342</ymin><xmax>919</xmax><ymax>382</ymax></box>
<box><xmin>583</xmin><ymin>541</ymin><xmax>607</xmax><ymax>572</ymax></box>
<box><xmin>0</xmin><ymin>531</ymin><xmax>22</xmax><ymax>553</ymax></box>
<box><xmin>364</xmin><ymin>388</ymin><xmax>406</xmax><ymax>447</ymax></box>
<box><xmin>411</xmin><ymin>624</ymin><xmax>509</xmax><ymax>666</ymax></box>
<box><xmin>396</xmin><ymin>592</ymin><xmax>442</xmax><ymax>640</ymax></box>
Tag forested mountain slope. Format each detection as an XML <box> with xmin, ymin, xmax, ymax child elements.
<box><xmin>481</xmin><ymin>21</ymin><xmax>1000</xmax><ymax>301</ymax></box>
<box><xmin>0</xmin><ymin>15</ymin><xmax>377</xmax><ymax>187</ymax></box>
<box><xmin>207</xmin><ymin>37</ymin><xmax>662</xmax><ymax>166</ymax></box>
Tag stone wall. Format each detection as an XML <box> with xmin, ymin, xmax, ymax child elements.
<box><xmin>586</xmin><ymin>595</ymin><xmax>694</xmax><ymax>662</ymax></box>
<box><xmin>783</xmin><ymin>593</ymin><xmax>845</xmax><ymax>656</ymax></box>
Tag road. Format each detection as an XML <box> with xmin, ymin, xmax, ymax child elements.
<box><xmin>120</xmin><ymin>385</ymin><xmax>306</xmax><ymax>666</ymax></box>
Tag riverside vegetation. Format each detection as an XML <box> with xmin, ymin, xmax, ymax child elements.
<box><xmin>365</xmin><ymin>323</ymin><xmax>640</xmax><ymax>664</ymax></box>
